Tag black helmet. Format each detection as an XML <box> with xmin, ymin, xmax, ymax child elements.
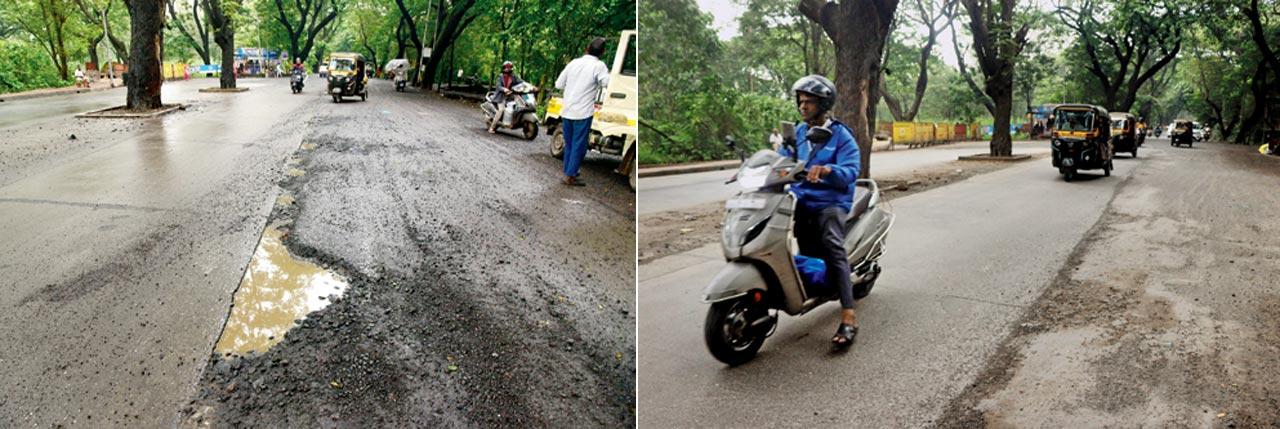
<box><xmin>792</xmin><ymin>74</ymin><xmax>837</xmax><ymax>113</ymax></box>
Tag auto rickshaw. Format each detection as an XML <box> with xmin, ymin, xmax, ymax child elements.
<box><xmin>327</xmin><ymin>52</ymin><xmax>368</xmax><ymax>103</ymax></box>
<box><xmin>1051</xmin><ymin>104</ymin><xmax>1113</xmax><ymax>182</ymax></box>
<box><xmin>1110</xmin><ymin>112</ymin><xmax>1139</xmax><ymax>158</ymax></box>
<box><xmin>1171</xmin><ymin>120</ymin><xmax>1194</xmax><ymax>147</ymax></box>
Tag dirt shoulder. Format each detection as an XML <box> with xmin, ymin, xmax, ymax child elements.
<box><xmin>936</xmin><ymin>144</ymin><xmax>1280</xmax><ymax>428</ymax></box>
<box><xmin>639</xmin><ymin>154</ymin><xmax>1048</xmax><ymax>264</ymax></box>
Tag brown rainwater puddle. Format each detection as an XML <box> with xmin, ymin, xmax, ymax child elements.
<box><xmin>214</xmin><ymin>222</ymin><xmax>347</xmax><ymax>356</ymax></box>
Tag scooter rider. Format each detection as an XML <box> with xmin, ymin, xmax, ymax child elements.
<box><xmin>778</xmin><ymin>75</ymin><xmax>863</xmax><ymax>349</ymax></box>
<box><xmin>488</xmin><ymin>61</ymin><xmax>525</xmax><ymax>134</ymax></box>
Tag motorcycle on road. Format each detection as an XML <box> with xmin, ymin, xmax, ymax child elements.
<box><xmin>482</xmin><ymin>82</ymin><xmax>540</xmax><ymax>140</ymax></box>
<box><xmin>290</xmin><ymin>70</ymin><xmax>306</xmax><ymax>94</ymax></box>
<box><xmin>702</xmin><ymin>126</ymin><xmax>895</xmax><ymax>366</ymax></box>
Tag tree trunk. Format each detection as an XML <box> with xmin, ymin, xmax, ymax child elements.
<box><xmin>87</xmin><ymin>32</ymin><xmax>103</xmax><ymax>68</ymax></box>
<box><xmin>125</xmin><ymin>0</ymin><xmax>166</xmax><ymax>110</ymax></box>
<box><xmin>800</xmin><ymin>0</ymin><xmax>898</xmax><ymax>178</ymax></box>
<box><xmin>987</xmin><ymin>66</ymin><xmax>1014</xmax><ymax>156</ymax></box>
<box><xmin>422</xmin><ymin>0</ymin><xmax>479</xmax><ymax>89</ymax></box>
<box><xmin>206</xmin><ymin>0</ymin><xmax>234</xmax><ymax>88</ymax></box>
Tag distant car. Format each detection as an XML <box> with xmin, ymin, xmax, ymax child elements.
<box><xmin>1192</xmin><ymin>123</ymin><xmax>1205</xmax><ymax>141</ymax></box>
<box><xmin>318</xmin><ymin>64</ymin><xmax>329</xmax><ymax>78</ymax></box>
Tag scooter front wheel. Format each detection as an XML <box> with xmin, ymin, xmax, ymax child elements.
<box><xmin>705</xmin><ymin>298</ymin><xmax>768</xmax><ymax>366</ymax></box>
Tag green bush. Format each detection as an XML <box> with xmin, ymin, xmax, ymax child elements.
<box><xmin>0</xmin><ymin>39</ymin><xmax>70</xmax><ymax>94</ymax></box>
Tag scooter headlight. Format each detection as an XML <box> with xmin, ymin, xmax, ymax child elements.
<box><xmin>741</xmin><ymin>216</ymin><xmax>770</xmax><ymax>246</ymax></box>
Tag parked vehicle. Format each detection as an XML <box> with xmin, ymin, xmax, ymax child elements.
<box><xmin>1192</xmin><ymin>122</ymin><xmax>1206</xmax><ymax>141</ymax></box>
<box><xmin>702</xmin><ymin>135</ymin><xmax>894</xmax><ymax>365</ymax></box>
<box><xmin>545</xmin><ymin>30</ymin><xmax>638</xmax><ymax>190</ymax></box>
<box><xmin>326</xmin><ymin>52</ymin><xmax>368</xmax><ymax>103</ymax></box>
<box><xmin>1110</xmin><ymin>112</ymin><xmax>1139</xmax><ymax>158</ymax></box>
<box><xmin>1051</xmin><ymin>104</ymin><xmax>1114</xmax><ymax>182</ymax></box>
<box><xmin>482</xmin><ymin>82</ymin><xmax>541</xmax><ymax>140</ymax></box>
<box><xmin>1172</xmin><ymin>120</ymin><xmax>1195</xmax><ymax>147</ymax></box>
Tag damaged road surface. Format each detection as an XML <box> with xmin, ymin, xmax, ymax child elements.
<box><xmin>638</xmin><ymin>138</ymin><xmax>1279</xmax><ymax>427</ymax></box>
<box><xmin>0</xmin><ymin>79</ymin><xmax>636</xmax><ymax>427</ymax></box>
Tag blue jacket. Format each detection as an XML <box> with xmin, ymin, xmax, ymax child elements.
<box><xmin>778</xmin><ymin>120</ymin><xmax>861</xmax><ymax>212</ymax></box>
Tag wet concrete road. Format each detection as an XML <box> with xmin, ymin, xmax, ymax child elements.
<box><xmin>638</xmin><ymin>139</ymin><xmax>1053</xmax><ymax>215</ymax></box>
<box><xmin>0</xmin><ymin>78</ymin><xmax>635</xmax><ymax>426</ymax></box>
<box><xmin>638</xmin><ymin>142</ymin><xmax>1141</xmax><ymax>427</ymax></box>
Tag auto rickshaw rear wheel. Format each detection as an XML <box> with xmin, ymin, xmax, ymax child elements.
<box><xmin>361</xmin><ymin>92</ymin><xmax>367</xmax><ymax>101</ymax></box>
<box><xmin>332</xmin><ymin>95</ymin><xmax>341</xmax><ymax>103</ymax></box>
<box><xmin>550</xmin><ymin>131</ymin><xmax>566</xmax><ymax>159</ymax></box>
<box><xmin>1104</xmin><ymin>162</ymin><xmax>1111</xmax><ymax>177</ymax></box>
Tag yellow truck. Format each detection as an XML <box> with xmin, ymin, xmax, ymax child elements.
<box><xmin>544</xmin><ymin>30</ymin><xmax>638</xmax><ymax>190</ymax></box>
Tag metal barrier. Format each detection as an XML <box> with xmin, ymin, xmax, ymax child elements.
<box><xmin>888</xmin><ymin>121</ymin><xmax>986</xmax><ymax>148</ymax></box>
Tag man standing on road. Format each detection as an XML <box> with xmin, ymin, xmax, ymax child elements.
<box><xmin>778</xmin><ymin>75</ymin><xmax>863</xmax><ymax>350</ymax></box>
<box><xmin>554</xmin><ymin>37</ymin><xmax>611</xmax><ymax>187</ymax></box>
<box><xmin>769</xmin><ymin>128</ymin><xmax>784</xmax><ymax>151</ymax></box>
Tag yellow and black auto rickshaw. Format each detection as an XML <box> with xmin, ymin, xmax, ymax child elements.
<box><xmin>1171</xmin><ymin>119</ymin><xmax>1194</xmax><ymax>147</ymax></box>
<box><xmin>1110</xmin><ymin>112</ymin><xmax>1139</xmax><ymax>158</ymax></box>
<box><xmin>327</xmin><ymin>52</ymin><xmax>368</xmax><ymax>103</ymax></box>
<box><xmin>1051</xmin><ymin>104</ymin><xmax>1113</xmax><ymax>182</ymax></box>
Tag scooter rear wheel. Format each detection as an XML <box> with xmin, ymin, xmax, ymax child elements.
<box><xmin>705</xmin><ymin>298</ymin><xmax>768</xmax><ymax>366</ymax></box>
<box><xmin>523</xmin><ymin>121</ymin><xmax>538</xmax><ymax>140</ymax></box>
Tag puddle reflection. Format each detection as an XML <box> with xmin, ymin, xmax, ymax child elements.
<box><xmin>215</xmin><ymin>222</ymin><xmax>347</xmax><ymax>356</ymax></box>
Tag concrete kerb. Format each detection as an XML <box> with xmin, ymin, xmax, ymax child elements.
<box><xmin>76</xmin><ymin>104</ymin><xmax>187</xmax><ymax>119</ymax></box>
<box><xmin>638</xmin><ymin>160</ymin><xmax>740</xmax><ymax>178</ymax></box>
<box><xmin>199</xmin><ymin>87</ymin><xmax>250</xmax><ymax>93</ymax></box>
<box><xmin>957</xmin><ymin>153</ymin><xmax>1034</xmax><ymax>162</ymax></box>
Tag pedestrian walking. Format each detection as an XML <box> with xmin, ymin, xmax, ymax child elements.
<box><xmin>769</xmin><ymin>128</ymin><xmax>783</xmax><ymax>151</ymax></box>
<box><xmin>74</xmin><ymin>67</ymin><xmax>85</xmax><ymax>88</ymax></box>
<box><xmin>554</xmin><ymin>37</ymin><xmax>611</xmax><ymax>187</ymax></box>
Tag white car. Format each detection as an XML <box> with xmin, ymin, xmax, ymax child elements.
<box><xmin>1192</xmin><ymin>123</ymin><xmax>1205</xmax><ymax>141</ymax></box>
<box><xmin>318</xmin><ymin>64</ymin><xmax>329</xmax><ymax>78</ymax></box>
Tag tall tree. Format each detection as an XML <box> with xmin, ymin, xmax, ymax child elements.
<box><xmin>12</xmin><ymin>0</ymin><xmax>74</xmax><ymax>80</ymax></box>
<box><xmin>167</xmin><ymin>0</ymin><xmax>211</xmax><ymax>64</ymax></box>
<box><xmin>959</xmin><ymin>0</ymin><xmax>1029</xmax><ymax>156</ymax></box>
<box><xmin>392</xmin><ymin>0</ymin><xmax>424</xmax><ymax>81</ymax></box>
<box><xmin>124</xmin><ymin>0</ymin><xmax>166</xmax><ymax>109</ymax></box>
<box><xmin>420</xmin><ymin>0</ymin><xmax>481</xmax><ymax>89</ymax></box>
<box><xmin>270</xmin><ymin>0</ymin><xmax>341</xmax><ymax>63</ymax></box>
<box><xmin>799</xmin><ymin>0</ymin><xmax>901</xmax><ymax>177</ymax></box>
<box><xmin>205</xmin><ymin>0</ymin><xmax>236</xmax><ymax>88</ymax></box>
<box><xmin>1056</xmin><ymin>0</ymin><xmax>1183</xmax><ymax>112</ymax></box>
<box><xmin>881</xmin><ymin>0</ymin><xmax>956</xmax><ymax>121</ymax></box>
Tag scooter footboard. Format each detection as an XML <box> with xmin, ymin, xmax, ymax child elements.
<box><xmin>845</xmin><ymin>208</ymin><xmax>894</xmax><ymax>265</ymax></box>
<box><xmin>702</xmin><ymin>262</ymin><xmax>766</xmax><ymax>303</ymax></box>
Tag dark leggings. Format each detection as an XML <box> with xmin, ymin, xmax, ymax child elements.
<box><xmin>795</xmin><ymin>206</ymin><xmax>853</xmax><ymax>309</ymax></box>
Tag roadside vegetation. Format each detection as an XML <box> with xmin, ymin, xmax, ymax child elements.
<box><xmin>641</xmin><ymin>0</ymin><xmax>1280</xmax><ymax>167</ymax></box>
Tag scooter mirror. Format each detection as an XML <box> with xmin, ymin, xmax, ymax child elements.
<box><xmin>807</xmin><ymin>126</ymin><xmax>833</xmax><ymax>146</ymax></box>
<box><xmin>781</xmin><ymin>121</ymin><xmax>798</xmax><ymax>160</ymax></box>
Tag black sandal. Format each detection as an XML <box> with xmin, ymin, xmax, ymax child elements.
<box><xmin>832</xmin><ymin>323</ymin><xmax>857</xmax><ymax>350</ymax></box>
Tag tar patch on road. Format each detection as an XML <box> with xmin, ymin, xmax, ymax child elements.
<box><xmin>182</xmin><ymin>106</ymin><xmax>635</xmax><ymax>428</ymax></box>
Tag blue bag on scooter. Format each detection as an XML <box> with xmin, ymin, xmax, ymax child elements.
<box><xmin>794</xmin><ymin>254</ymin><xmax>827</xmax><ymax>288</ymax></box>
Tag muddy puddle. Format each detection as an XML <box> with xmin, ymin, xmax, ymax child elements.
<box><xmin>214</xmin><ymin>221</ymin><xmax>346</xmax><ymax>356</ymax></box>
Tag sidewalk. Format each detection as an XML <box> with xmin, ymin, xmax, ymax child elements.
<box><xmin>0</xmin><ymin>78</ymin><xmax>125</xmax><ymax>102</ymax></box>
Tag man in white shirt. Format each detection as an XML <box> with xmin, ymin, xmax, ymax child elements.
<box><xmin>554</xmin><ymin>37</ymin><xmax>611</xmax><ymax>186</ymax></box>
<box><xmin>769</xmin><ymin>128</ymin><xmax>783</xmax><ymax>151</ymax></box>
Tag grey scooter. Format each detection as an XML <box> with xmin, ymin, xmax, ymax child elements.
<box><xmin>703</xmin><ymin>125</ymin><xmax>895</xmax><ymax>365</ymax></box>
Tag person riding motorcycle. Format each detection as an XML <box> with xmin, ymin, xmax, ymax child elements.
<box><xmin>777</xmin><ymin>75</ymin><xmax>862</xmax><ymax>349</ymax></box>
<box><xmin>488</xmin><ymin>61</ymin><xmax>526</xmax><ymax>134</ymax></box>
<box><xmin>292</xmin><ymin>59</ymin><xmax>304</xmax><ymax>74</ymax></box>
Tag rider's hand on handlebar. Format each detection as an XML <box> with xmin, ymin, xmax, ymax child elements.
<box><xmin>806</xmin><ymin>165</ymin><xmax>832</xmax><ymax>183</ymax></box>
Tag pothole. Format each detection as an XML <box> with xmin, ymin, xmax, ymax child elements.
<box><xmin>214</xmin><ymin>221</ymin><xmax>347</xmax><ymax>357</ymax></box>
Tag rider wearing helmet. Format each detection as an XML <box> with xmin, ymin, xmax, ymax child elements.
<box><xmin>489</xmin><ymin>61</ymin><xmax>526</xmax><ymax>133</ymax></box>
<box><xmin>777</xmin><ymin>74</ymin><xmax>862</xmax><ymax>350</ymax></box>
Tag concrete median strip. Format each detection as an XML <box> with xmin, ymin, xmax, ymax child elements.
<box><xmin>75</xmin><ymin>104</ymin><xmax>186</xmax><ymax>118</ymax></box>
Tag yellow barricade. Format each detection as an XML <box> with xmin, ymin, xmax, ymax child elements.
<box><xmin>892</xmin><ymin>122</ymin><xmax>915</xmax><ymax>144</ymax></box>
